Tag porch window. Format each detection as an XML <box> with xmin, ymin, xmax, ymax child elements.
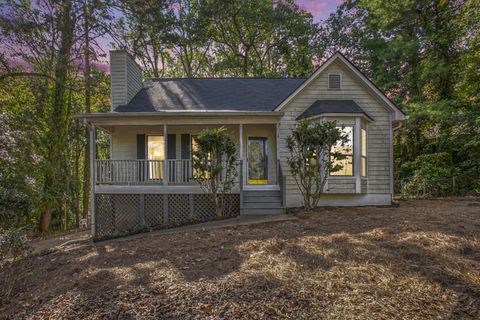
<box><xmin>147</xmin><ymin>135</ymin><xmax>164</xmax><ymax>180</ymax></box>
<box><xmin>330</xmin><ymin>126</ymin><xmax>353</xmax><ymax>176</ymax></box>
<box><xmin>361</xmin><ymin>128</ymin><xmax>367</xmax><ymax>177</ymax></box>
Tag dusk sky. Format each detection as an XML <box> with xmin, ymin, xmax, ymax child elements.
<box><xmin>296</xmin><ymin>0</ymin><xmax>342</xmax><ymax>22</ymax></box>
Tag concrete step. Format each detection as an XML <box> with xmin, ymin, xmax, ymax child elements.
<box><xmin>243</xmin><ymin>196</ymin><xmax>282</xmax><ymax>203</ymax></box>
<box><xmin>243</xmin><ymin>191</ymin><xmax>281</xmax><ymax>197</ymax></box>
<box><xmin>243</xmin><ymin>201</ymin><xmax>282</xmax><ymax>208</ymax></box>
<box><xmin>241</xmin><ymin>207</ymin><xmax>286</xmax><ymax>215</ymax></box>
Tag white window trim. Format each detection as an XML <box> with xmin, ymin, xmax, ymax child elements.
<box><xmin>330</xmin><ymin>124</ymin><xmax>354</xmax><ymax>178</ymax></box>
<box><xmin>361</xmin><ymin>125</ymin><xmax>368</xmax><ymax>178</ymax></box>
<box><xmin>322</xmin><ymin>117</ymin><xmax>366</xmax><ymax>194</ymax></box>
<box><xmin>354</xmin><ymin>117</ymin><xmax>362</xmax><ymax>193</ymax></box>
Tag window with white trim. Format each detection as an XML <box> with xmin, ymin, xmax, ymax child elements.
<box><xmin>330</xmin><ymin>126</ymin><xmax>353</xmax><ymax>176</ymax></box>
<box><xmin>361</xmin><ymin>128</ymin><xmax>367</xmax><ymax>177</ymax></box>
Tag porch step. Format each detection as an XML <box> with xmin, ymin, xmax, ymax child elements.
<box><xmin>241</xmin><ymin>207</ymin><xmax>286</xmax><ymax>215</ymax></box>
<box><xmin>241</xmin><ymin>190</ymin><xmax>285</xmax><ymax>215</ymax></box>
<box><xmin>243</xmin><ymin>196</ymin><xmax>282</xmax><ymax>203</ymax></box>
<box><xmin>243</xmin><ymin>191</ymin><xmax>281</xmax><ymax>197</ymax></box>
<box><xmin>243</xmin><ymin>201</ymin><xmax>282</xmax><ymax>208</ymax></box>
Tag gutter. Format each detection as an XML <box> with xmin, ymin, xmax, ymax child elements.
<box><xmin>73</xmin><ymin>110</ymin><xmax>285</xmax><ymax>120</ymax></box>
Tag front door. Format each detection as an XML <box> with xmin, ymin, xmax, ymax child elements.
<box><xmin>247</xmin><ymin>137</ymin><xmax>268</xmax><ymax>185</ymax></box>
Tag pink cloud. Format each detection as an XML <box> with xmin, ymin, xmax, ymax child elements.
<box><xmin>296</xmin><ymin>0</ymin><xmax>343</xmax><ymax>22</ymax></box>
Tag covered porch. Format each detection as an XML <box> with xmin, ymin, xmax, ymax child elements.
<box><xmin>77</xmin><ymin>111</ymin><xmax>287</xmax><ymax>239</ymax></box>
<box><xmin>87</xmin><ymin>112</ymin><xmax>283</xmax><ymax>190</ymax></box>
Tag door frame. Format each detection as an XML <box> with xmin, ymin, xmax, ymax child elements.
<box><xmin>246</xmin><ymin>136</ymin><xmax>269</xmax><ymax>185</ymax></box>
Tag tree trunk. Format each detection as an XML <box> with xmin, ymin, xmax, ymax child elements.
<box><xmin>82</xmin><ymin>1</ymin><xmax>92</xmax><ymax>220</ymax></box>
<box><xmin>41</xmin><ymin>0</ymin><xmax>75</xmax><ymax>231</ymax></box>
<box><xmin>40</xmin><ymin>210</ymin><xmax>50</xmax><ymax>232</ymax></box>
<box><xmin>74</xmin><ymin>120</ymin><xmax>80</xmax><ymax>227</ymax></box>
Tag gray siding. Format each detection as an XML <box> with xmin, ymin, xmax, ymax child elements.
<box><xmin>278</xmin><ymin>61</ymin><xmax>393</xmax><ymax>207</ymax></box>
<box><xmin>327</xmin><ymin>178</ymin><xmax>356</xmax><ymax>194</ymax></box>
<box><xmin>110</xmin><ymin>50</ymin><xmax>143</xmax><ymax>110</ymax></box>
<box><xmin>126</xmin><ymin>55</ymin><xmax>143</xmax><ymax>103</ymax></box>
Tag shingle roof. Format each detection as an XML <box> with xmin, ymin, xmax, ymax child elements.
<box><xmin>114</xmin><ymin>78</ymin><xmax>307</xmax><ymax>112</ymax></box>
<box><xmin>296</xmin><ymin>100</ymin><xmax>373</xmax><ymax>120</ymax></box>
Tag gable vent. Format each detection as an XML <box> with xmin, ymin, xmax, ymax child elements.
<box><xmin>328</xmin><ymin>74</ymin><xmax>341</xmax><ymax>89</ymax></box>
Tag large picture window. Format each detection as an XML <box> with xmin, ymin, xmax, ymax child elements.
<box><xmin>361</xmin><ymin>128</ymin><xmax>367</xmax><ymax>177</ymax></box>
<box><xmin>330</xmin><ymin>126</ymin><xmax>353</xmax><ymax>176</ymax></box>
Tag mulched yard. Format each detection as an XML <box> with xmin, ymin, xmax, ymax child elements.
<box><xmin>1</xmin><ymin>199</ymin><xmax>480</xmax><ymax>319</ymax></box>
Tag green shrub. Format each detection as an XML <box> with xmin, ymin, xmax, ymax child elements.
<box><xmin>0</xmin><ymin>228</ymin><xmax>32</xmax><ymax>297</ymax></box>
<box><xmin>0</xmin><ymin>187</ymin><xmax>32</xmax><ymax>229</ymax></box>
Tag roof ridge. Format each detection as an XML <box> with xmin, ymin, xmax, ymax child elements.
<box><xmin>146</xmin><ymin>77</ymin><xmax>308</xmax><ymax>81</ymax></box>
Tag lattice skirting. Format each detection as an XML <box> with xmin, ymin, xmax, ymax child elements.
<box><xmin>94</xmin><ymin>193</ymin><xmax>240</xmax><ymax>240</ymax></box>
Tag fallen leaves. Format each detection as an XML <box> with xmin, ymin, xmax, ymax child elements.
<box><xmin>1</xmin><ymin>199</ymin><xmax>480</xmax><ymax>319</ymax></box>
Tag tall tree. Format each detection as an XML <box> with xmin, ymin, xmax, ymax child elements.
<box><xmin>79</xmin><ymin>0</ymin><xmax>114</xmax><ymax>226</ymax></box>
<box><xmin>40</xmin><ymin>0</ymin><xmax>76</xmax><ymax>231</ymax></box>
<box><xmin>0</xmin><ymin>0</ymin><xmax>113</xmax><ymax>231</ymax></box>
<box><xmin>201</xmin><ymin>0</ymin><xmax>317</xmax><ymax>76</ymax></box>
<box><xmin>115</xmin><ymin>0</ymin><xmax>176</xmax><ymax>78</ymax></box>
<box><xmin>170</xmin><ymin>0</ymin><xmax>211</xmax><ymax>77</ymax></box>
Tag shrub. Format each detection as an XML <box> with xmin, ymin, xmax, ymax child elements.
<box><xmin>0</xmin><ymin>228</ymin><xmax>32</xmax><ymax>297</ymax></box>
<box><xmin>286</xmin><ymin>120</ymin><xmax>349</xmax><ymax>209</ymax></box>
<box><xmin>399</xmin><ymin>152</ymin><xmax>460</xmax><ymax>196</ymax></box>
<box><xmin>0</xmin><ymin>187</ymin><xmax>32</xmax><ymax>229</ymax></box>
<box><xmin>192</xmin><ymin>127</ymin><xmax>237</xmax><ymax>217</ymax></box>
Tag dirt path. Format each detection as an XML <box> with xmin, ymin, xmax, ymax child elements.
<box><xmin>2</xmin><ymin>199</ymin><xmax>480</xmax><ymax>319</ymax></box>
<box><xmin>30</xmin><ymin>230</ymin><xmax>91</xmax><ymax>254</ymax></box>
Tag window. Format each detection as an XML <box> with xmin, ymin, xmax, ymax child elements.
<box><xmin>328</xmin><ymin>74</ymin><xmax>341</xmax><ymax>89</ymax></box>
<box><xmin>330</xmin><ymin>126</ymin><xmax>353</xmax><ymax>176</ymax></box>
<box><xmin>361</xmin><ymin>128</ymin><xmax>367</xmax><ymax>177</ymax></box>
<box><xmin>147</xmin><ymin>135</ymin><xmax>164</xmax><ymax>180</ymax></box>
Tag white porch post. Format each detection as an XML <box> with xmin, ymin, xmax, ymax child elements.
<box><xmin>89</xmin><ymin>124</ymin><xmax>96</xmax><ymax>236</ymax></box>
<box><xmin>354</xmin><ymin>117</ymin><xmax>362</xmax><ymax>193</ymax></box>
<box><xmin>275</xmin><ymin>123</ymin><xmax>279</xmax><ymax>185</ymax></box>
<box><xmin>163</xmin><ymin>124</ymin><xmax>168</xmax><ymax>185</ymax></box>
<box><xmin>239</xmin><ymin>124</ymin><xmax>244</xmax><ymax>184</ymax></box>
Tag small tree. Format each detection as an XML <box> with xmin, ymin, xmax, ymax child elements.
<box><xmin>192</xmin><ymin>127</ymin><xmax>237</xmax><ymax>217</ymax></box>
<box><xmin>286</xmin><ymin>120</ymin><xmax>350</xmax><ymax>210</ymax></box>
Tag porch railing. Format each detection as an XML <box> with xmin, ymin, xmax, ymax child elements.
<box><xmin>167</xmin><ymin>159</ymin><xmax>194</xmax><ymax>184</ymax></box>
<box><xmin>95</xmin><ymin>159</ymin><xmax>245</xmax><ymax>186</ymax></box>
<box><xmin>96</xmin><ymin>159</ymin><xmax>164</xmax><ymax>184</ymax></box>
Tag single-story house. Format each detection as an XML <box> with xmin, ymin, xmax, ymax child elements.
<box><xmin>76</xmin><ymin>50</ymin><xmax>405</xmax><ymax>239</ymax></box>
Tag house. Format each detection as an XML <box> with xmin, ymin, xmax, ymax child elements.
<box><xmin>76</xmin><ymin>50</ymin><xmax>405</xmax><ymax>239</ymax></box>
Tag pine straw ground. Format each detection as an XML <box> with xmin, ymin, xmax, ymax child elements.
<box><xmin>1</xmin><ymin>199</ymin><xmax>480</xmax><ymax>319</ymax></box>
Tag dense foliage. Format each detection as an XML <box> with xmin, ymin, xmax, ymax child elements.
<box><xmin>286</xmin><ymin>120</ymin><xmax>349</xmax><ymax>209</ymax></box>
<box><xmin>320</xmin><ymin>0</ymin><xmax>480</xmax><ymax>190</ymax></box>
<box><xmin>0</xmin><ymin>0</ymin><xmax>478</xmax><ymax>232</ymax></box>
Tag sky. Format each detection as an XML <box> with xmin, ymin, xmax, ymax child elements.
<box><xmin>296</xmin><ymin>0</ymin><xmax>342</xmax><ymax>22</ymax></box>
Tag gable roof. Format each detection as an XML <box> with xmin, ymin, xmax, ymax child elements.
<box><xmin>114</xmin><ymin>78</ymin><xmax>306</xmax><ymax>112</ymax></box>
<box><xmin>296</xmin><ymin>100</ymin><xmax>373</xmax><ymax>121</ymax></box>
<box><xmin>274</xmin><ymin>52</ymin><xmax>406</xmax><ymax>121</ymax></box>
